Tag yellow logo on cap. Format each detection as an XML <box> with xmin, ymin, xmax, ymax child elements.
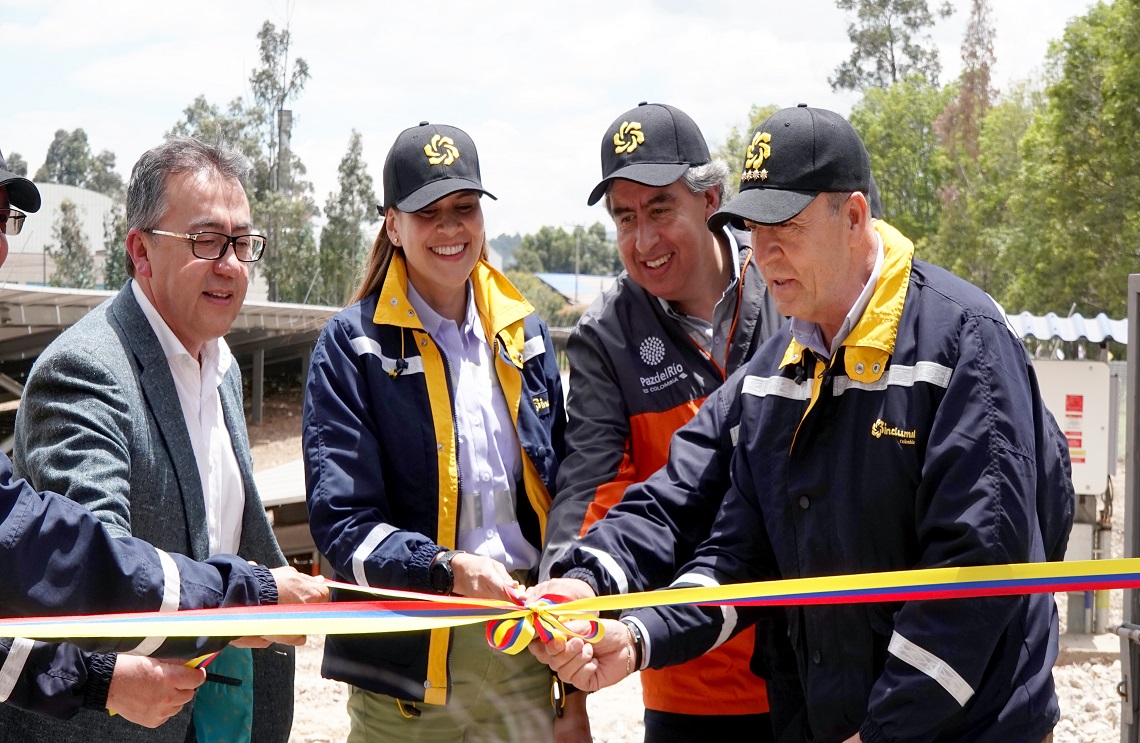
<box><xmin>741</xmin><ymin>131</ymin><xmax>771</xmax><ymax>183</ymax></box>
<box><xmin>424</xmin><ymin>135</ymin><xmax>460</xmax><ymax>166</ymax></box>
<box><xmin>613</xmin><ymin>121</ymin><xmax>645</xmax><ymax>154</ymax></box>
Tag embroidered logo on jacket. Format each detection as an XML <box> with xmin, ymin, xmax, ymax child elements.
<box><xmin>532</xmin><ymin>395</ymin><xmax>550</xmax><ymax>413</ymax></box>
<box><xmin>871</xmin><ymin>418</ymin><xmax>917</xmax><ymax>445</ymax></box>
<box><xmin>639</xmin><ymin>336</ymin><xmax>665</xmax><ymax>366</ymax></box>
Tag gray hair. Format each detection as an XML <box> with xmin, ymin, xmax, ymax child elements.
<box><xmin>603</xmin><ymin>159</ymin><xmax>731</xmax><ymax>215</ymax></box>
<box><xmin>127</xmin><ymin>136</ymin><xmax>251</xmax><ymax>233</ymax></box>
<box><xmin>124</xmin><ymin>137</ymin><xmax>250</xmax><ymax>277</ymax></box>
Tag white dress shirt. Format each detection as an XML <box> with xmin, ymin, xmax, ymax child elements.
<box><xmin>132</xmin><ymin>281</ymin><xmax>245</xmax><ymax>556</ymax></box>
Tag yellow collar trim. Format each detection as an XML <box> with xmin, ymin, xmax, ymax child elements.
<box><xmin>372</xmin><ymin>253</ymin><xmax>536</xmax><ymax>359</ymax></box>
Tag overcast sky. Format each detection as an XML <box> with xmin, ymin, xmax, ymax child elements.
<box><xmin>2</xmin><ymin>0</ymin><xmax>1094</xmax><ymax>237</ymax></box>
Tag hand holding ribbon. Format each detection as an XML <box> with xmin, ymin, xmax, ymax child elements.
<box><xmin>485</xmin><ymin>585</ymin><xmax>603</xmax><ymax>655</ymax></box>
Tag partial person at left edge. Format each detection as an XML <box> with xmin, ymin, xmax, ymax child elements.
<box><xmin>3</xmin><ymin>138</ymin><xmax>322</xmax><ymax>743</ymax></box>
<box><xmin>0</xmin><ymin>151</ymin><xmax>326</xmax><ymax>723</ymax></box>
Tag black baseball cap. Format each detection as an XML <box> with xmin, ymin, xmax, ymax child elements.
<box><xmin>587</xmin><ymin>102</ymin><xmax>711</xmax><ymax>206</ymax></box>
<box><xmin>0</xmin><ymin>147</ymin><xmax>41</xmax><ymax>213</ymax></box>
<box><xmin>381</xmin><ymin>122</ymin><xmax>495</xmax><ymax>213</ymax></box>
<box><xmin>708</xmin><ymin>105</ymin><xmax>871</xmax><ymax>230</ymax></box>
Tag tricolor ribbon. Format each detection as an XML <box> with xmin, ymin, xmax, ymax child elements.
<box><xmin>485</xmin><ymin>587</ymin><xmax>603</xmax><ymax>654</ymax></box>
<box><xmin>2</xmin><ymin>559</ymin><xmax>1137</xmax><ymax>650</ymax></box>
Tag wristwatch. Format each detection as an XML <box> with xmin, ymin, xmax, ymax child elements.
<box><xmin>430</xmin><ymin>550</ymin><xmax>463</xmax><ymax>594</ymax></box>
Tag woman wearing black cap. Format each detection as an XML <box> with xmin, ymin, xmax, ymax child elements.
<box><xmin>302</xmin><ymin>123</ymin><xmax>573</xmax><ymax>741</ymax></box>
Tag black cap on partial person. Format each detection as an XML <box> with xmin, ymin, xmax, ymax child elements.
<box><xmin>0</xmin><ymin>147</ymin><xmax>41</xmax><ymax>213</ymax></box>
<box><xmin>586</xmin><ymin>102</ymin><xmax>711</xmax><ymax>206</ymax></box>
<box><xmin>381</xmin><ymin>122</ymin><xmax>496</xmax><ymax>214</ymax></box>
<box><xmin>708</xmin><ymin>105</ymin><xmax>871</xmax><ymax>231</ymax></box>
<box><xmin>867</xmin><ymin>173</ymin><xmax>883</xmax><ymax>219</ymax></box>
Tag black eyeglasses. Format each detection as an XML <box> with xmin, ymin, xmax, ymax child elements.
<box><xmin>0</xmin><ymin>208</ymin><xmax>27</xmax><ymax>236</ymax></box>
<box><xmin>145</xmin><ymin>229</ymin><xmax>268</xmax><ymax>262</ymax></box>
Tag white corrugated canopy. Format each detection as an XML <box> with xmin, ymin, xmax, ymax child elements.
<box><xmin>1005</xmin><ymin>312</ymin><xmax>1127</xmax><ymax>344</ymax></box>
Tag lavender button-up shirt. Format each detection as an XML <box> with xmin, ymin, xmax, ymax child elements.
<box><xmin>407</xmin><ymin>280</ymin><xmax>540</xmax><ymax>573</ymax></box>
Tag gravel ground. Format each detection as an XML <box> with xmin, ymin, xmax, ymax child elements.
<box><xmin>288</xmin><ymin>636</ymin><xmax>647</xmax><ymax>743</ymax></box>
<box><xmin>1052</xmin><ymin>473</ymin><xmax>1126</xmax><ymax>743</ymax></box>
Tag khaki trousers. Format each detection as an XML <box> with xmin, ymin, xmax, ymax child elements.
<box><xmin>346</xmin><ymin>622</ymin><xmax>554</xmax><ymax>743</ymax></box>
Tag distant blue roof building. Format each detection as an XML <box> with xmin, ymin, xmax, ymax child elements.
<box><xmin>534</xmin><ymin>272</ymin><xmax>618</xmax><ymax>308</ymax></box>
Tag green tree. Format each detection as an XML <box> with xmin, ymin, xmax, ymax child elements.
<box><xmin>34</xmin><ymin>129</ymin><xmax>124</xmax><ymax>197</ymax></box>
<box><xmin>168</xmin><ymin>21</ymin><xmax>319</xmax><ymax>303</ymax></box>
<box><xmin>318</xmin><ymin>131</ymin><xmax>377</xmax><ymax>306</ymax></box>
<box><xmin>5</xmin><ymin>152</ymin><xmax>27</xmax><ymax>177</ymax></box>
<box><xmin>716</xmin><ymin>103</ymin><xmax>780</xmax><ymax>194</ymax></box>
<box><xmin>262</xmin><ymin>191</ymin><xmax>321</xmax><ymax>304</ymax></box>
<box><xmin>927</xmin><ymin>84</ymin><xmax>1040</xmax><ymax>297</ymax></box>
<box><xmin>510</xmin><ymin>223</ymin><xmax>619</xmax><ymax>275</ymax></box>
<box><xmin>102</xmin><ymin>204</ymin><xmax>130</xmax><ymax>290</ymax></box>
<box><xmin>926</xmin><ymin>0</ymin><xmax>1002</xmax><ymax>291</ymax></box>
<box><xmin>934</xmin><ymin>0</ymin><xmax>995</xmax><ymax>165</ymax></box>
<box><xmin>490</xmin><ymin>233</ymin><xmax>523</xmax><ymax>265</ymax></box>
<box><xmin>849</xmin><ymin>74</ymin><xmax>954</xmax><ymax>244</ymax></box>
<box><xmin>248</xmin><ymin>21</ymin><xmax>317</xmax><ymax>303</ymax></box>
<box><xmin>47</xmin><ymin>199</ymin><xmax>96</xmax><ymax>289</ymax></box>
<box><xmin>1002</xmin><ymin>1</ymin><xmax>1140</xmax><ymax>317</ymax></box>
<box><xmin>169</xmin><ymin>95</ymin><xmax>263</xmax><ymax>161</ymax></box>
<box><xmin>249</xmin><ymin>20</ymin><xmax>311</xmax><ymax>191</ymax></box>
<box><xmin>831</xmin><ymin>0</ymin><xmax>954</xmax><ymax>91</ymax></box>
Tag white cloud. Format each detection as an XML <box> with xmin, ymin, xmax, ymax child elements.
<box><xmin>2</xmin><ymin>0</ymin><xmax>1096</xmax><ymax>236</ymax></box>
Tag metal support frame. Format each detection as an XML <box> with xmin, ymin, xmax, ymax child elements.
<box><xmin>1121</xmin><ymin>275</ymin><xmax>1140</xmax><ymax>741</ymax></box>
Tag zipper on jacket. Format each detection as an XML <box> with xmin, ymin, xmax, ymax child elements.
<box><xmin>436</xmin><ymin>335</ymin><xmax>461</xmax><ymax>697</ymax></box>
<box><xmin>437</xmin><ymin>341</ymin><xmax>464</xmax><ymax>546</ymax></box>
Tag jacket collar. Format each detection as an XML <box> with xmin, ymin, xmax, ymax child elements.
<box><xmin>779</xmin><ymin>220</ymin><xmax>915</xmax><ymax>380</ymax></box>
<box><xmin>373</xmin><ymin>252</ymin><xmax>535</xmax><ymax>357</ymax></box>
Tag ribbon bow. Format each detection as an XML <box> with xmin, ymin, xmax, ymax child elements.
<box><xmin>485</xmin><ymin>587</ymin><xmax>604</xmax><ymax>655</ymax></box>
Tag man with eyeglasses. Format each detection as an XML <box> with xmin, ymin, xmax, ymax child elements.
<box><xmin>0</xmin><ymin>148</ymin><xmax>326</xmax><ymax>728</ymax></box>
<box><xmin>4</xmin><ymin>138</ymin><xmax>296</xmax><ymax>743</ymax></box>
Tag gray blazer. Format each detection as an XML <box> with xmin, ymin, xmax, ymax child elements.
<box><xmin>4</xmin><ymin>284</ymin><xmax>294</xmax><ymax>743</ymax></box>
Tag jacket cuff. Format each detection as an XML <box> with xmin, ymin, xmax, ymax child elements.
<box><xmin>562</xmin><ymin>568</ymin><xmax>601</xmax><ymax>597</ymax></box>
<box><xmin>409</xmin><ymin>544</ymin><xmax>448</xmax><ymax>592</ymax></box>
<box><xmin>252</xmin><ymin>564</ymin><xmax>279</xmax><ymax>605</ymax></box>
<box><xmin>859</xmin><ymin>715</ymin><xmax>889</xmax><ymax>743</ymax></box>
<box><xmin>82</xmin><ymin>653</ymin><xmax>117</xmax><ymax>711</ymax></box>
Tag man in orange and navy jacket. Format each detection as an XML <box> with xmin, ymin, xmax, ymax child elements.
<box><xmin>539</xmin><ymin>102</ymin><xmax>783</xmax><ymax>743</ymax></box>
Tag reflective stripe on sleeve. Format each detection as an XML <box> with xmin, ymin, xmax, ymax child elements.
<box><xmin>834</xmin><ymin>361</ymin><xmax>953</xmax><ymax>395</ymax></box>
<box><xmin>129</xmin><ymin>547</ymin><xmax>182</xmax><ymax>656</ymax></box>
<box><xmin>742</xmin><ymin>375</ymin><xmax>812</xmax><ymax>401</ymax></box>
<box><xmin>352</xmin><ymin>523</ymin><xmax>399</xmax><ymax>588</ymax></box>
<box><xmin>350</xmin><ymin>337</ymin><xmax>425</xmax><ymax>376</ymax></box>
<box><xmin>0</xmin><ymin>638</ymin><xmax>34</xmax><ymax>703</ymax></box>
<box><xmin>888</xmin><ymin>630</ymin><xmax>974</xmax><ymax>706</ymax></box>
<box><xmin>580</xmin><ymin>546</ymin><xmax>629</xmax><ymax>594</ymax></box>
<box><xmin>671</xmin><ymin>572</ymin><xmax>737</xmax><ymax>650</ymax></box>
<box><xmin>522</xmin><ymin>337</ymin><xmax>546</xmax><ymax>362</ymax></box>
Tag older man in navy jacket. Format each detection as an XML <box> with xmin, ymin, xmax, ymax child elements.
<box><xmin>535</xmin><ymin>107</ymin><xmax>1073</xmax><ymax>743</ymax></box>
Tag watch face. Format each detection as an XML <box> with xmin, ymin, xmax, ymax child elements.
<box><xmin>431</xmin><ymin>553</ymin><xmax>454</xmax><ymax>594</ymax></box>
<box><xmin>431</xmin><ymin>563</ymin><xmax>447</xmax><ymax>593</ymax></box>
